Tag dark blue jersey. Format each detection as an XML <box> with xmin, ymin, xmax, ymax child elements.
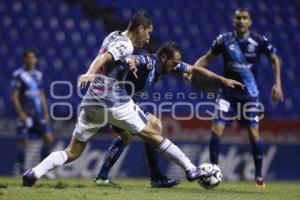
<box><xmin>211</xmin><ymin>31</ymin><xmax>277</xmax><ymax>99</ymax></box>
<box><xmin>126</xmin><ymin>54</ymin><xmax>187</xmax><ymax>99</ymax></box>
<box><xmin>11</xmin><ymin>67</ymin><xmax>44</xmax><ymax>117</ymax></box>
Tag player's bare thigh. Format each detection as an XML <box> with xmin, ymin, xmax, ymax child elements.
<box><xmin>119</xmin><ymin>113</ymin><xmax>163</xmax><ymax>145</ymax></box>
<box><xmin>247</xmin><ymin>126</ymin><xmax>260</xmax><ymax>142</ymax></box>
<box><xmin>137</xmin><ymin>114</ymin><xmax>163</xmax><ymax>145</ymax></box>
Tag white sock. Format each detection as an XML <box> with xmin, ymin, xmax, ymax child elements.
<box><xmin>32</xmin><ymin>151</ymin><xmax>68</xmax><ymax>179</ymax></box>
<box><xmin>156</xmin><ymin>138</ymin><xmax>196</xmax><ymax>171</ymax></box>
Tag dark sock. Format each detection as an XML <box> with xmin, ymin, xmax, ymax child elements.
<box><xmin>209</xmin><ymin>132</ymin><xmax>220</xmax><ymax>164</ymax></box>
<box><xmin>96</xmin><ymin>136</ymin><xmax>126</xmax><ymax>179</ymax></box>
<box><xmin>17</xmin><ymin>147</ymin><xmax>26</xmax><ymax>173</ymax></box>
<box><xmin>251</xmin><ymin>140</ymin><xmax>263</xmax><ymax>178</ymax></box>
<box><xmin>41</xmin><ymin>145</ymin><xmax>51</xmax><ymax>160</ymax></box>
<box><xmin>145</xmin><ymin>142</ymin><xmax>165</xmax><ymax>181</ymax></box>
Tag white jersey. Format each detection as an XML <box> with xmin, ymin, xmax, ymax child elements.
<box><xmin>82</xmin><ymin>31</ymin><xmax>134</xmax><ymax>108</ymax></box>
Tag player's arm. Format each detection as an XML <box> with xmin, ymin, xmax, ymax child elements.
<box><xmin>79</xmin><ymin>52</ymin><xmax>113</xmax><ymax>88</ymax></box>
<box><xmin>270</xmin><ymin>53</ymin><xmax>283</xmax><ymax>102</ymax></box>
<box><xmin>40</xmin><ymin>89</ymin><xmax>50</xmax><ymax>120</ymax></box>
<box><xmin>183</xmin><ymin>50</ymin><xmax>217</xmax><ymax>81</ymax></box>
<box><xmin>261</xmin><ymin>35</ymin><xmax>283</xmax><ymax>102</ymax></box>
<box><xmin>184</xmin><ymin>64</ymin><xmax>244</xmax><ymax>89</ymax></box>
<box><xmin>194</xmin><ymin>50</ymin><xmax>217</xmax><ymax>68</ymax></box>
<box><xmin>11</xmin><ymin>89</ymin><xmax>27</xmax><ymax>123</ymax></box>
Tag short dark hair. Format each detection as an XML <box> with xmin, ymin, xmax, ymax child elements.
<box><xmin>23</xmin><ymin>48</ymin><xmax>38</xmax><ymax>57</ymax></box>
<box><xmin>234</xmin><ymin>8</ymin><xmax>252</xmax><ymax>19</ymax></box>
<box><xmin>127</xmin><ymin>10</ymin><xmax>152</xmax><ymax>31</ymax></box>
<box><xmin>157</xmin><ymin>42</ymin><xmax>182</xmax><ymax>59</ymax></box>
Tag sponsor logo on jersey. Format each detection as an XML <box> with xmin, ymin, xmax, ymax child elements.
<box><xmin>247</xmin><ymin>43</ymin><xmax>256</xmax><ymax>52</ymax></box>
<box><xmin>228</xmin><ymin>62</ymin><xmax>253</xmax><ymax>70</ymax></box>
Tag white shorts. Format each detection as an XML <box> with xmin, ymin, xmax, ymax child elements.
<box><xmin>73</xmin><ymin>100</ymin><xmax>148</xmax><ymax>142</ymax></box>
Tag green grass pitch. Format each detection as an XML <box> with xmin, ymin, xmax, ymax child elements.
<box><xmin>0</xmin><ymin>177</ymin><xmax>299</xmax><ymax>200</ymax></box>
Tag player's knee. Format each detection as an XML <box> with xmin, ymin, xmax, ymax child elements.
<box><xmin>152</xmin><ymin>118</ymin><xmax>162</xmax><ymax>135</ymax></box>
<box><xmin>248</xmin><ymin>127</ymin><xmax>260</xmax><ymax>142</ymax></box>
<box><xmin>211</xmin><ymin>124</ymin><xmax>224</xmax><ymax>137</ymax></box>
<box><xmin>147</xmin><ymin>114</ymin><xmax>162</xmax><ymax>135</ymax></box>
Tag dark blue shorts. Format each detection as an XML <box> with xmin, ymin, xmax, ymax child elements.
<box><xmin>213</xmin><ymin>93</ymin><xmax>262</xmax><ymax>128</ymax></box>
<box><xmin>17</xmin><ymin>117</ymin><xmax>52</xmax><ymax>140</ymax></box>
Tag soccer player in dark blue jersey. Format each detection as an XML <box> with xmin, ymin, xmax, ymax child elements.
<box><xmin>11</xmin><ymin>49</ymin><xmax>53</xmax><ymax>174</ymax></box>
<box><xmin>193</xmin><ymin>8</ymin><xmax>283</xmax><ymax>187</ymax></box>
<box><xmin>94</xmin><ymin>42</ymin><xmax>243</xmax><ymax>187</ymax></box>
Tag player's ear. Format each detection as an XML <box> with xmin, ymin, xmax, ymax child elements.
<box><xmin>160</xmin><ymin>54</ymin><xmax>167</xmax><ymax>62</ymax></box>
<box><xmin>137</xmin><ymin>25</ymin><xmax>144</xmax><ymax>33</ymax></box>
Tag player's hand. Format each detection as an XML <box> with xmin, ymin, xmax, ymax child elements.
<box><xmin>78</xmin><ymin>73</ymin><xmax>96</xmax><ymax>88</ymax></box>
<box><xmin>271</xmin><ymin>84</ymin><xmax>283</xmax><ymax>102</ymax></box>
<box><xmin>183</xmin><ymin>73</ymin><xmax>192</xmax><ymax>82</ymax></box>
<box><xmin>126</xmin><ymin>57</ymin><xmax>138</xmax><ymax>79</ymax></box>
<box><xmin>222</xmin><ymin>78</ymin><xmax>244</xmax><ymax>89</ymax></box>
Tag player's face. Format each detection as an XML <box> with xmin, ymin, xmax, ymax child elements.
<box><xmin>137</xmin><ymin>24</ymin><xmax>153</xmax><ymax>47</ymax></box>
<box><xmin>161</xmin><ymin>51</ymin><xmax>182</xmax><ymax>73</ymax></box>
<box><xmin>233</xmin><ymin>11</ymin><xmax>252</xmax><ymax>34</ymax></box>
<box><xmin>24</xmin><ymin>52</ymin><xmax>37</xmax><ymax>69</ymax></box>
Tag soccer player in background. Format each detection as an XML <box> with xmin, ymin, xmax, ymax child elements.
<box><xmin>192</xmin><ymin>8</ymin><xmax>283</xmax><ymax>187</ymax></box>
<box><xmin>94</xmin><ymin>42</ymin><xmax>244</xmax><ymax>187</ymax></box>
<box><xmin>22</xmin><ymin>11</ymin><xmax>213</xmax><ymax>187</ymax></box>
<box><xmin>11</xmin><ymin>49</ymin><xmax>53</xmax><ymax>174</ymax></box>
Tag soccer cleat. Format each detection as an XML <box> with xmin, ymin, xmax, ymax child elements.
<box><xmin>151</xmin><ymin>178</ymin><xmax>180</xmax><ymax>188</ymax></box>
<box><xmin>255</xmin><ymin>177</ymin><xmax>266</xmax><ymax>188</ymax></box>
<box><xmin>93</xmin><ymin>177</ymin><xmax>117</xmax><ymax>187</ymax></box>
<box><xmin>22</xmin><ymin>169</ymin><xmax>37</xmax><ymax>187</ymax></box>
<box><xmin>186</xmin><ymin>167</ymin><xmax>211</xmax><ymax>182</ymax></box>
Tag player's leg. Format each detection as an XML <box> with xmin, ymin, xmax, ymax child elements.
<box><xmin>16</xmin><ymin>124</ymin><xmax>28</xmax><ymax>174</ymax></box>
<box><xmin>209</xmin><ymin>123</ymin><xmax>226</xmax><ymax>164</ymax></box>
<box><xmin>94</xmin><ymin>113</ymin><xmax>178</xmax><ymax>187</ymax></box>
<box><xmin>247</xmin><ymin>126</ymin><xmax>265</xmax><ymax>187</ymax></box>
<box><xmin>210</xmin><ymin>95</ymin><xmax>235</xmax><ymax>164</ymax></box>
<box><xmin>16</xmin><ymin>138</ymin><xmax>27</xmax><ymax>174</ymax></box>
<box><xmin>39</xmin><ymin>119</ymin><xmax>54</xmax><ymax>160</ymax></box>
<box><xmin>143</xmin><ymin>114</ymin><xmax>180</xmax><ymax>188</ymax></box>
<box><xmin>241</xmin><ymin>98</ymin><xmax>265</xmax><ymax>187</ymax></box>
<box><xmin>138</xmin><ymin>124</ymin><xmax>207</xmax><ymax>181</ymax></box>
<box><xmin>94</xmin><ymin>129</ymin><xmax>133</xmax><ymax>186</ymax></box>
<box><xmin>23</xmin><ymin>106</ymin><xmax>105</xmax><ymax>187</ymax></box>
<box><xmin>41</xmin><ymin>133</ymin><xmax>54</xmax><ymax>160</ymax></box>
<box><xmin>109</xmin><ymin>101</ymin><xmax>209</xmax><ymax>181</ymax></box>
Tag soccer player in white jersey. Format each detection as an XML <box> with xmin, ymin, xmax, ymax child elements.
<box><xmin>23</xmin><ymin>11</ymin><xmax>209</xmax><ymax>187</ymax></box>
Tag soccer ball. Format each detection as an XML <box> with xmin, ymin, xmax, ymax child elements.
<box><xmin>198</xmin><ymin>163</ymin><xmax>222</xmax><ymax>189</ymax></box>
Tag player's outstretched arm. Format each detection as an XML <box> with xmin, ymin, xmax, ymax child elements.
<box><xmin>270</xmin><ymin>54</ymin><xmax>283</xmax><ymax>102</ymax></box>
<box><xmin>185</xmin><ymin>65</ymin><xmax>244</xmax><ymax>89</ymax></box>
<box><xmin>194</xmin><ymin>50</ymin><xmax>217</xmax><ymax>68</ymax></box>
<box><xmin>183</xmin><ymin>50</ymin><xmax>217</xmax><ymax>82</ymax></box>
<box><xmin>79</xmin><ymin>52</ymin><xmax>113</xmax><ymax>88</ymax></box>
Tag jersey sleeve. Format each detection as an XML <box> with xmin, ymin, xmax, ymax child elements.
<box><xmin>174</xmin><ymin>62</ymin><xmax>188</xmax><ymax>73</ymax></box>
<box><xmin>259</xmin><ymin>35</ymin><xmax>277</xmax><ymax>57</ymax></box>
<box><xmin>133</xmin><ymin>54</ymin><xmax>152</xmax><ymax>66</ymax></box>
<box><xmin>107</xmin><ymin>40</ymin><xmax>133</xmax><ymax>61</ymax></box>
<box><xmin>211</xmin><ymin>34</ymin><xmax>225</xmax><ymax>55</ymax></box>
